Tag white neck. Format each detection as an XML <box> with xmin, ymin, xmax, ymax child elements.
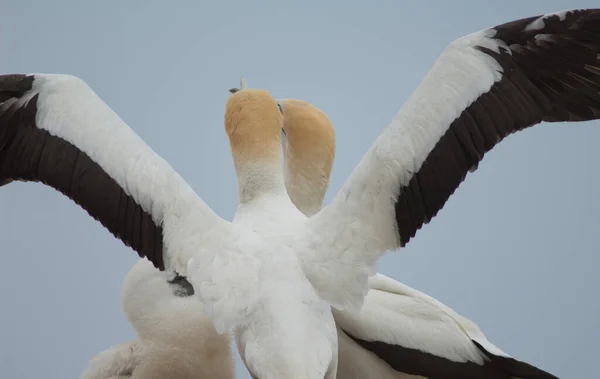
<box><xmin>235</xmin><ymin>159</ymin><xmax>288</xmax><ymax>204</ymax></box>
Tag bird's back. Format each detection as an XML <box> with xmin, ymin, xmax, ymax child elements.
<box><xmin>234</xmin><ymin>275</ymin><xmax>338</xmax><ymax>379</ymax></box>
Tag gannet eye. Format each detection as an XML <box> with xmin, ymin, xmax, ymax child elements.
<box><xmin>229</xmin><ymin>88</ymin><xmax>240</xmax><ymax>94</ymax></box>
<box><xmin>277</xmin><ymin>103</ymin><xmax>283</xmax><ymax>113</ymax></box>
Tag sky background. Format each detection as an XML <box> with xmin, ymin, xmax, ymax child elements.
<box><xmin>1</xmin><ymin>1</ymin><xmax>599</xmax><ymax>378</ymax></box>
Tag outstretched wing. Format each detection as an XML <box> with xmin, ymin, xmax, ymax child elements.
<box><xmin>0</xmin><ymin>74</ymin><xmax>231</xmax><ymax>273</ymax></box>
<box><xmin>303</xmin><ymin>9</ymin><xmax>600</xmax><ymax>309</ymax></box>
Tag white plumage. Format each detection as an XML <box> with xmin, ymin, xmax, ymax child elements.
<box><xmin>80</xmin><ymin>258</ymin><xmax>235</xmax><ymax>379</ymax></box>
<box><xmin>2</xmin><ymin>8</ymin><xmax>600</xmax><ymax>379</ymax></box>
<box><xmin>82</xmin><ymin>95</ymin><xmax>547</xmax><ymax>378</ymax></box>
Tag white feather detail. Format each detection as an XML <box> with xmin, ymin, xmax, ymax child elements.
<box><xmin>187</xmin><ymin>247</ymin><xmax>262</xmax><ymax>335</ymax></box>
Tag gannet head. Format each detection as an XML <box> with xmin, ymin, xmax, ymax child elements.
<box><xmin>279</xmin><ymin>99</ymin><xmax>336</xmax><ymax>216</ymax></box>
<box><xmin>225</xmin><ymin>78</ymin><xmax>288</xmax><ymax>202</ymax></box>
<box><xmin>225</xmin><ymin>84</ymin><xmax>283</xmax><ymax>165</ymax></box>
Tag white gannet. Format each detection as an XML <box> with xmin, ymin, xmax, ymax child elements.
<box><xmin>81</xmin><ymin>93</ymin><xmax>556</xmax><ymax>378</ymax></box>
<box><xmin>275</xmin><ymin>98</ymin><xmax>556</xmax><ymax>378</ymax></box>
<box><xmin>79</xmin><ymin>258</ymin><xmax>235</xmax><ymax>379</ymax></box>
<box><xmin>2</xmin><ymin>9</ymin><xmax>600</xmax><ymax>379</ymax></box>
<box><xmin>78</xmin><ymin>95</ymin><xmax>336</xmax><ymax>379</ymax></box>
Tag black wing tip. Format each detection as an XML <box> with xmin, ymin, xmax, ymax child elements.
<box><xmin>0</xmin><ymin>74</ymin><xmax>34</xmax><ymax>90</ymax></box>
<box><xmin>146</xmin><ymin>249</ymin><xmax>165</xmax><ymax>271</ymax></box>
<box><xmin>472</xmin><ymin>340</ymin><xmax>559</xmax><ymax>379</ymax></box>
<box><xmin>0</xmin><ymin>74</ymin><xmax>35</xmax><ymax>104</ymax></box>
<box><xmin>491</xmin><ymin>8</ymin><xmax>600</xmax><ymax>43</ymax></box>
<box><xmin>343</xmin><ymin>329</ymin><xmax>560</xmax><ymax>379</ymax></box>
<box><xmin>136</xmin><ymin>249</ymin><xmax>165</xmax><ymax>271</ymax></box>
<box><xmin>152</xmin><ymin>253</ymin><xmax>165</xmax><ymax>271</ymax></box>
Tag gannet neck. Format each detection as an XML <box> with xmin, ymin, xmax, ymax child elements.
<box><xmin>280</xmin><ymin>99</ymin><xmax>336</xmax><ymax>216</ymax></box>
<box><xmin>234</xmin><ymin>159</ymin><xmax>287</xmax><ymax>204</ymax></box>
<box><xmin>225</xmin><ymin>88</ymin><xmax>286</xmax><ymax>203</ymax></box>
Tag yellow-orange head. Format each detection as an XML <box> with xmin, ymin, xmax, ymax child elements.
<box><xmin>225</xmin><ymin>88</ymin><xmax>284</xmax><ymax>165</ymax></box>
<box><xmin>280</xmin><ymin>99</ymin><xmax>336</xmax><ymax>216</ymax></box>
<box><xmin>225</xmin><ymin>80</ymin><xmax>287</xmax><ymax>203</ymax></box>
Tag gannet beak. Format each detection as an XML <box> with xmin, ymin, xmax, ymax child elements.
<box><xmin>228</xmin><ymin>76</ymin><xmax>247</xmax><ymax>94</ymax></box>
<box><xmin>279</xmin><ymin>104</ymin><xmax>285</xmax><ymax>137</ymax></box>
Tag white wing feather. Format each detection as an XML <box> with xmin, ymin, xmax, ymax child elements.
<box><xmin>187</xmin><ymin>245</ymin><xmax>263</xmax><ymax>334</ymax></box>
<box><xmin>302</xmin><ymin>30</ymin><xmax>504</xmax><ymax>310</ymax></box>
<box><xmin>333</xmin><ymin>274</ymin><xmax>508</xmax><ymax>364</ymax></box>
<box><xmin>24</xmin><ymin>74</ymin><xmax>233</xmax><ymax>275</ymax></box>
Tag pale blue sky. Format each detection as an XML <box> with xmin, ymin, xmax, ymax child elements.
<box><xmin>1</xmin><ymin>1</ymin><xmax>599</xmax><ymax>378</ymax></box>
